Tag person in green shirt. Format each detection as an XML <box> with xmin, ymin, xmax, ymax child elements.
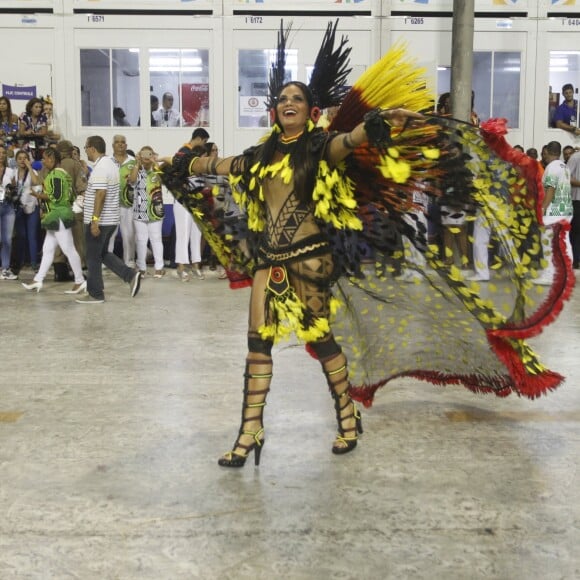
<box><xmin>21</xmin><ymin>148</ymin><xmax>85</xmax><ymax>294</ymax></box>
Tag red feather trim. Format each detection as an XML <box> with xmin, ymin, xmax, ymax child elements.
<box><xmin>480</xmin><ymin>117</ymin><xmax>508</xmax><ymax>137</ymax></box>
<box><xmin>489</xmin><ymin>221</ymin><xmax>575</xmax><ymax>339</ymax></box>
<box><xmin>349</xmin><ymin>329</ymin><xmax>566</xmax><ymax>406</ymax></box>
<box><xmin>480</xmin><ymin>118</ymin><xmax>544</xmax><ymax>224</ymax></box>
<box><xmin>486</xmin><ymin>334</ymin><xmax>564</xmax><ymax>398</ymax></box>
<box><xmin>349</xmin><ymin>370</ymin><xmax>512</xmax><ymax>408</ymax></box>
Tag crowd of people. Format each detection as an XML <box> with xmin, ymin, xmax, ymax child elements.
<box><xmin>0</xmin><ymin>94</ymin><xmax>228</xmax><ymax>291</ymax></box>
<box><xmin>1</xmin><ymin>91</ymin><xmax>578</xmax><ymax>297</ymax></box>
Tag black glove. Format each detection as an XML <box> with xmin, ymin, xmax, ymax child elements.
<box><xmin>363</xmin><ymin>108</ymin><xmax>392</xmax><ymax>149</ymax></box>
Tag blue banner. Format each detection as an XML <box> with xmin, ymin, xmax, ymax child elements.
<box><xmin>2</xmin><ymin>84</ymin><xmax>37</xmax><ymax>100</ymax></box>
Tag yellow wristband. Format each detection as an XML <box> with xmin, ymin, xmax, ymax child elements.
<box><xmin>91</xmin><ymin>215</ymin><xmax>100</xmax><ymax>222</ymax></box>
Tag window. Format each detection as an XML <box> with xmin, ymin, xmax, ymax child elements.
<box><xmin>238</xmin><ymin>48</ymin><xmax>297</xmax><ymax>128</ymax></box>
<box><xmin>80</xmin><ymin>49</ymin><xmax>140</xmax><ymax>127</ymax></box>
<box><xmin>149</xmin><ymin>49</ymin><xmax>210</xmax><ymax>128</ymax></box>
<box><xmin>548</xmin><ymin>51</ymin><xmax>580</xmax><ymax>128</ymax></box>
<box><xmin>437</xmin><ymin>51</ymin><xmax>521</xmax><ymax>128</ymax></box>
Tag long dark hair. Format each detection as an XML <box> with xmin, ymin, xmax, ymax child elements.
<box><xmin>259</xmin><ymin>81</ymin><xmax>324</xmax><ymax>204</ymax></box>
<box><xmin>25</xmin><ymin>97</ymin><xmax>44</xmax><ymax>117</ymax></box>
<box><xmin>0</xmin><ymin>97</ymin><xmax>14</xmax><ymax>122</ymax></box>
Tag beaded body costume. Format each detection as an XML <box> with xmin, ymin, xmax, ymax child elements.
<box><xmin>162</xmin><ymin>22</ymin><xmax>574</xmax><ymax>406</ymax></box>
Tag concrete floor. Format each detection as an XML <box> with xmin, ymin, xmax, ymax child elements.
<box><xmin>1</xmin><ymin>267</ymin><xmax>579</xmax><ymax>580</ymax></box>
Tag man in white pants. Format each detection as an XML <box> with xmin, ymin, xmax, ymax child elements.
<box><xmin>110</xmin><ymin>134</ymin><xmax>136</xmax><ymax>267</ymax></box>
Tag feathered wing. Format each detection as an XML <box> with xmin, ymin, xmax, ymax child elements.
<box><xmin>162</xmin><ymin>162</ymin><xmax>254</xmax><ymax>289</ymax></box>
<box><xmin>335</xmin><ymin>116</ymin><xmax>574</xmax><ymax>406</ymax></box>
<box><xmin>319</xmin><ymin>44</ymin><xmax>442</xmax><ymax>264</ymax></box>
<box><xmin>331</xmin><ymin>43</ymin><xmax>433</xmax><ymax>132</ymax></box>
<box><xmin>321</xmin><ymin>46</ymin><xmax>573</xmax><ymax>404</ymax></box>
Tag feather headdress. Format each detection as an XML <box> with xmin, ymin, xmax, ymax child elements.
<box><xmin>266</xmin><ymin>19</ymin><xmax>352</xmax><ymax>112</ymax></box>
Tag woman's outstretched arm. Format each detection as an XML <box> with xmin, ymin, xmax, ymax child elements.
<box><xmin>327</xmin><ymin>108</ymin><xmax>424</xmax><ymax>165</ymax></box>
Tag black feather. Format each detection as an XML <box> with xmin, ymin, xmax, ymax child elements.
<box><xmin>266</xmin><ymin>20</ymin><xmax>291</xmax><ymax>110</ymax></box>
<box><xmin>308</xmin><ymin>20</ymin><xmax>352</xmax><ymax>109</ymax></box>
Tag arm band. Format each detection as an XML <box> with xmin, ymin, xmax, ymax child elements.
<box><xmin>187</xmin><ymin>156</ymin><xmax>200</xmax><ymax>175</ymax></box>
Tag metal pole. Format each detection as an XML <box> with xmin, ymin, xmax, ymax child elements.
<box><xmin>450</xmin><ymin>0</ymin><xmax>475</xmax><ymax>123</ymax></box>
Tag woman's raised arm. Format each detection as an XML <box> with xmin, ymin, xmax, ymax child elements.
<box><xmin>327</xmin><ymin>108</ymin><xmax>425</xmax><ymax>165</ymax></box>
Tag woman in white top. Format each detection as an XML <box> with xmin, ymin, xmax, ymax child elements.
<box><xmin>128</xmin><ymin>146</ymin><xmax>165</xmax><ymax>277</ymax></box>
<box><xmin>13</xmin><ymin>149</ymin><xmax>42</xmax><ymax>272</ymax></box>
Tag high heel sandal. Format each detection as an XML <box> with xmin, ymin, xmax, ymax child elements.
<box><xmin>64</xmin><ymin>280</ymin><xmax>87</xmax><ymax>294</ymax></box>
<box><xmin>218</xmin><ymin>427</ymin><xmax>265</xmax><ymax>467</ymax></box>
<box><xmin>323</xmin><ymin>355</ymin><xmax>363</xmax><ymax>455</ymax></box>
<box><xmin>218</xmin><ymin>358</ymin><xmax>272</xmax><ymax>468</ymax></box>
<box><xmin>331</xmin><ymin>390</ymin><xmax>363</xmax><ymax>455</ymax></box>
<box><xmin>22</xmin><ymin>281</ymin><xmax>43</xmax><ymax>293</ymax></box>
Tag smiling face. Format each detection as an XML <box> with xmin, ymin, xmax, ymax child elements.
<box><xmin>275</xmin><ymin>83</ymin><xmax>311</xmax><ymax>137</ymax></box>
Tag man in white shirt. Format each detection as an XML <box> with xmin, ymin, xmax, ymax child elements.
<box><xmin>77</xmin><ymin>135</ymin><xmax>141</xmax><ymax>303</ymax></box>
<box><xmin>533</xmin><ymin>141</ymin><xmax>573</xmax><ymax>285</ymax></box>
<box><xmin>153</xmin><ymin>92</ymin><xmax>184</xmax><ymax>127</ymax></box>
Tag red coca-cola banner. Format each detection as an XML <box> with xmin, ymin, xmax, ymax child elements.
<box><xmin>180</xmin><ymin>83</ymin><xmax>210</xmax><ymax>127</ymax></box>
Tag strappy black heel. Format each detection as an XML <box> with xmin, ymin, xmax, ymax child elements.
<box><xmin>218</xmin><ymin>426</ymin><xmax>266</xmax><ymax>467</ymax></box>
<box><xmin>218</xmin><ymin>357</ymin><xmax>272</xmax><ymax>468</ymax></box>
<box><xmin>323</xmin><ymin>354</ymin><xmax>363</xmax><ymax>455</ymax></box>
<box><xmin>331</xmin><ymin>390</ymin><xmax>363</xmax><ymax>454</ymax></box>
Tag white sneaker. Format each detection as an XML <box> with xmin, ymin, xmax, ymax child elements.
<box><xmin>1</xmin><ymin>269</ymin><xmax>18</xmax><ymax>280</ymax></box>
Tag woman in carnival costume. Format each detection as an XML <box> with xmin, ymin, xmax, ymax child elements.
<box><xmin>162</xmin><ymin>22</ymin><xmax>574</xmax><ymax>468</ymax></box>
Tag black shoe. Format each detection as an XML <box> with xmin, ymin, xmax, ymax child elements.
<box><xmin>75</xmin><ymin>295</ymin><xmax>105</xmax><ymax>304</ymax></box>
